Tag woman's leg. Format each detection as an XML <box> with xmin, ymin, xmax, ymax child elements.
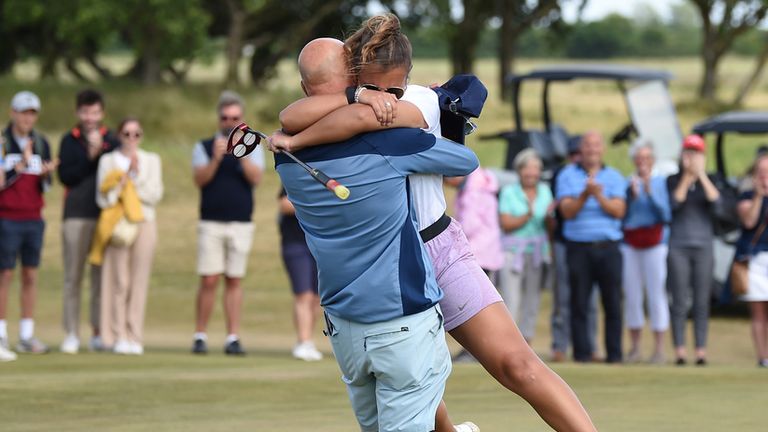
<box><xmin>750</xmin><ymin>301</ymin><xmax>768</xmax><ymax>362</ymax></box>
<box><xmin>126</xmin><ymin>221</ymin><xmax>157</xmax><ymax>345</ymax></box>
<box><xmin>518</xmin><ymin>255</ymin><xmax>543</xmax><ymax>343</ymax></box>
<box><xmin>691</xmin><ymin>246</ymin><xmax>713</xmax><ymax>360</ymax></box>
<box><xmin>642</xmin><ymin>244</ymin><xmax>670</xmax><ymax>360</ymax></box>
<box><xmin>621</xmin><ymin>244</ymin><xmax>644</xmax><ymax>359</ymax></box>
<box><xmin>450</xmin><ymin>303</ymin><xmax>596</xmax><ymax>432</ymax></box>
<box><xmin>498</xmin><ymin>251</ymin><xmax>523</xmax><ymax>322</ymax></box>
<box><xmin>667</xmin><ymin>247</ymin><xmax>691</xmax><ymax>360</ymax></box>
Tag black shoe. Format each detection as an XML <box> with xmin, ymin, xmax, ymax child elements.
<box><xmin>675</xmin><ymin>357</ymin><xmax>686</xmax><ymax>366</ymax></box>
<box><xmin>224</xmin><ymin>339</ymin><xmax>246</xmax><ymax>356</ymax></box>
<box><xmin>695</xmin><ymin>357</ymin><xmax>707</xmax><ymax>367</ymax></box>
<box><xmin>191</xmin><ymin>338</ymin><xmax>207</xmax><ymax>354</ymax></box>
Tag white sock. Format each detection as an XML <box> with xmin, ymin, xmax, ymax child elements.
<box><xmin>0</xmin><ymin>320</ymin><xmax>7</xmax><ymax>339</ymax></box>
<box><xmin>225</xmin><ymin>334</ymin><xmax>239</xmax><ymax>344</ymax></box>
<box><xmin>19</xmin><ymin>318</ymin><xmax>34</xmax><ymax>340</ymax></box>
<box><xmin>193</xmin><ymin>332</ymin><xmax>207</xmax><ymax>341</ymax></box>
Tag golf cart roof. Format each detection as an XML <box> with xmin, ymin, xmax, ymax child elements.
<box><xmin>508</xmin><ymin>64</ymin><xmax>672</xmax><ymax>83</ymax></box>
<box><xmin>692</xmin><ymin>111</ymin><xmax>768</xmax><ymax>135</ymax></box>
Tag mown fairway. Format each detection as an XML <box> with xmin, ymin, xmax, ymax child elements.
<box><xmin>0</xmin><ymin>56</ymin><xmax>766</xmax><ymax>431</ymax></box>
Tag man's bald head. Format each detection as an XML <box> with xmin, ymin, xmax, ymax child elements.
<box><xmin>298</xmin><ymin>38</ymin><xmax>352</xmax><ymax>96</ymax></box>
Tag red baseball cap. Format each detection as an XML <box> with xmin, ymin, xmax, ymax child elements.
<box><xmin>682</xmin><ymin>134</ymin><xmax>705</xmax><ymax>152</ymax></box>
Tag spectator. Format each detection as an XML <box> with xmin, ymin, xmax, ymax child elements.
<box><xmin>621</xmin><ymin>142</ymin><xmax>671</xmax><ymax>364</ymax></box>
<box><xmin>57</xmin><ymin>89</ymin><xmax>119</xmax><ymax>354</ymax></box>
<box><xmin>0</xmin><ymin>91</ymin><xmax>56</xmax><ymax>355</ymax></box>
<box><xmin>498</xmin><ymin>149</ymin><xmax>553</xmax><ymax>344</ymax></box>
<box><xmin>667</xmin><ymin>134</ymin><xmax>720</xmax><ymax>366</ymax></box>
<box><xmin>446</xmin><ymin>167</ymin><xmax>503</xmax><ymax>362</ymax></box>
<box><xmin>556</xmin><ymin>131</ymin><xmax>627</xmax><ymax>363</ymax></box>
<box><xmin>94</xmin><ymin>118</ymin><xmax>162</xmax><ymax>355</ymax></box>
<box><xmin>278</xmin><ymin>187</ymin><xmax>323</xmax><ymax>361</ymax></box>
<box><xmin>735</xmin><ymin>154</ymin><xmax>768</xmax><ymax>368</ymax></box>
<box><xmin>191</xmin><ymin>91</ymin><xmax>264</xmax><ymax>355</ymax></box>
<box><xmin>550</xmin><ymin>138</ymin><xmax>599</xmax><ymax>362</ymax></box>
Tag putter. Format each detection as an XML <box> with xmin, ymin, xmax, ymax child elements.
<box><xmin>226</xmin><ymin>123</ymin><xmax>350</xmax><ymax>200</ymax></box>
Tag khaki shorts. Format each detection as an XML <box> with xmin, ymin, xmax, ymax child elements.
<box><xmin>197</xmin><ymin>221</ymin><xmax>254</xmax><ymax>278</ymax></box>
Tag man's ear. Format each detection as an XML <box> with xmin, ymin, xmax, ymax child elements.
<box><xmin>300</xmin><ymin>81</ymin><xmax>309</xmax><ymax>97</ymax></box>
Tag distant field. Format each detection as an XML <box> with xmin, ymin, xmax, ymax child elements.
<box><xmin>0</xmin><ymin>56</ymin><xmax>766</xmax><ymax>431</ymax></box>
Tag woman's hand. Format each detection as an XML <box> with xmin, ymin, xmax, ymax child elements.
<box><xmin>755</xmin><ymin>174</ymin><xmax>766</xmax><ymax>197</ymax></box>
<box><xmin>357</xmin><ymin>88</ymin><xmax>398</xmax><ymax>126</ymax></box>
<box><xmin>268</xmin><ymin>130</ymin><xmax>294</xmax><ymax>153</ymax></box>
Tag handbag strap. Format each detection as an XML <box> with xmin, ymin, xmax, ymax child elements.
<box><xmin>750</xmin><ymin>216</ymin><xmax>768</xmax><ymax>249</ymax></box>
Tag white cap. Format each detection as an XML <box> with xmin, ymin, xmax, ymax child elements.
<box><xmin>11</xmin><ymin>91</ymin><xmax>41</xmax><ymax>112</ymax></box>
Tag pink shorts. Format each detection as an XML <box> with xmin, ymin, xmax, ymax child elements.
<box><xmin>425</xmin><ymin>218</ymin><xmax>503</xmax><ymax>332</ymax></box>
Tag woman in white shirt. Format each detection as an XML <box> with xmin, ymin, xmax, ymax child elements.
<box><xmin>96</xmin><ymin>118</ymin><xmax>163</xmax><ymax>355</ymax></box>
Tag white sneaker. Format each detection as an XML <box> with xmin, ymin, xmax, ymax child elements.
<box><xmin>113</xmin><ymin>339</ymin><xmax>132</xmax><ymax>355</ymax></box>
<box><xmin>292</xmin><ymin>341</ymin><xmax>323</xmax><ymax>361</ymax></box>
<box><xmin>128</xmin><ymin>341</ymin><xmax>144</xmax><ymax>356</ymax></box>
<box><xmin>60</xmin><ymin>334</ymin><xmax>80</xmax><ymax>354</ymax></box>
<box><xmin>89</xmin><ymin>336</ymin><xmax>105</xmax><ymax>352</ymax></box>
<box><xmin>0</xmin><ymin>344</ymin><xmax>17</xmax><ymax>362</ymax></box>
<box><xmin>455</xmin><ymin>422</ymin><xmax>480</xmax><ymax>432</ymax></box>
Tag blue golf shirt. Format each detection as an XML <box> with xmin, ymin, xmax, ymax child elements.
<box><xmin>275</xmin><ymin>128</ymin><xmax>479</xmax><ymax>323</ymax></box>
<box><xmin>556</xmin><ymin>163</ymin><xmax>627</xmax><ymax>242</ymax></box>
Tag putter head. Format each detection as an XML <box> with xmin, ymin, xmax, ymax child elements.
<box><xmin>227</xmin><ymin>122</ymin><xmax>266</xmax><ymax>159</ymax></box>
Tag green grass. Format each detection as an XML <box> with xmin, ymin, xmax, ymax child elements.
<box><xmin>0</xmin><ymin>56</ymin><xmax>767</xmax><ymax>430</ymax></box>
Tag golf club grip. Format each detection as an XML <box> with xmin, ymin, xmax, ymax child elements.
<box><xmin>309</xmin><ymin>168</ymin><xmax>336</xmax><ymax>191</ymax></box>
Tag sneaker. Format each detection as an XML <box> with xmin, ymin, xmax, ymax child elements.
<box><xmin>0</xmin><ymin>336</ymin><xmax>10</xmax><ymax>350</ymax></box>
<box><xmin>758</xmin><ymin>359</ymin><xmax>768</xmax><ymax>368</ymax></box>
<box><xmin>648</xmin><ymin>351</ymin><xmax>666</xmax><ymax>365</ymax></box>
<box><xmin>452</xmin><ymin>349</ymin><xmax>477</xmax><ymax>363</ymax></box>
<box><xmin>455</xmin><ymin>421</ymin><xmax>480</xmax><ymax>432</ymax></box>
<box><xmin>89</xmin><ymin>336</ymin><xmax>105</xmax><ymax>352</ymax></box>
<box><xmin>113</xmin><ymin>339</ymin><xmax>132</xmax><ymax>355</ymax></box>
<box><xmin>550</xmin><ymin>350</ymin><xmax>567</xmax><ymax>363</ymax></box>
<box><xmin>224</xmin><ymin>339</ymin><xmax>246</xmax><ymax>356</ymax></box>
<box><xmin>675</xmin><ymin>357</ymin><xmax>686</xmax><ymax>366</ymax></box>
<box><xmin>191</xmin><ymin>338</ymin><xmax>207</xmax><ymax>354</ymax></box>
<box><xmin>128</xmin><ymin>341</ymin><xmax>144</xmax><ymax>356</ymax></box>
<box><xmin>0</xmin><ymin>344</ymin><xmax>17</xmax><ymax>362</ymax></box>
<box><xmin>16</xmin><ymin>337</ymin><xmax>49</xmax><ymax>354</ymax></box>
<box><xmin>292</xmin><ymin>341</ymin><xmax>323</xmax><ymax>361</ymax></box>
<box><xmin>60</xmin><ymin>334</ymin><xmax>80</xmax><ymax>354</ymax></box>
<box><xmin>626</xmin><ymin>349</ymin><xmax>642</xmax><ymax>364</ymax></box>
<box><xmin>695</xmin><ymin>357</ymin><xmax>707</xmax><ymax>367</ymax></box>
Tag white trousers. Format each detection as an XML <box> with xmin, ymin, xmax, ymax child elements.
<box><xmin>621</xmin><ymin>243</ymin><xmax>670</xmax><ymax>331</ymax></box>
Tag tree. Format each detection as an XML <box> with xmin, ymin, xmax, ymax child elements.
<box><xmin>689</xmin><ymin>0</ymin><xmax>768</xmax><ymax>102</ymax></box>
<box><xmin>732</xmin><ymin>34</ymin><xmax>768</xmax><ymax>105</ymax></box>
<box><xmin>497</xmin><ymin>0</ymin><xmax>566</xmax><ymax>99</ymax></box>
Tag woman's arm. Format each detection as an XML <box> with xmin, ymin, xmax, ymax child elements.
<box><xmin>136</xmin><ymin>154</ymin><xmax>163</xmax><ymax>206</ymax></box>
<box><xmin>271</xmin><ymin>100</ymin><xmax>426</xmax><ymax>152</ymax></box>
<box><xmin>500</xmin><ymin>212</ymin><xmax>532</xmax><ymax>233</ymax></box>
<box><xmin>280</xmin><ymin>89</ymin><xmax>400</xmax><ymax>134</ymax></box>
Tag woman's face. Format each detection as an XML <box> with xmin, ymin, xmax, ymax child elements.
<box><xmin>356</xmin><ymin>65</ymin><xmax>409</xmax><ymax>94</ymax></box>
<box><xmin>519</xmin><ymin>159</ymin><xmax>541</xmax><ymax>188</ymax></box>
<box><xmin>119</xmin><ymin>121</ymin><xmax>143</xmax><ymax>152</ymax></box>
<box><xmin>633</xmin><ymin>147</ymin><xmax>654</xmax><ymax>177</ymax></box>
<box><xmin>756</xmin><ymin>157</ymin><xmax>768</xmax><ymax>190</ymax></box>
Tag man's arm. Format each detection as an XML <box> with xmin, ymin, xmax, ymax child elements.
<box><xmin>385</xmin><ymin>136</ymin><xmax>478</xmax><ymax>177</ymax></box>
<box><xmin>272</xmin><ymin>101</ymin><xmax>426</xmax><ymax>153</ymax></box>
<box><xmin>193</xmin><ymin>139</ymin><xmax>226</xmax><ymax>188</ymax></box>
<box><xmin>57</xmin><ymin>136</ymin><xmax>93</xmax><ymax>187</ymax></box>
<box><xmin>240</xmin><ymin>159</ymin><xmax>262</xmax><ymax>186</ymax></box>
<box><xmin>559</xmin><ymin>192</ymin><xmax>589</xmax><ymax>220</ymax></box>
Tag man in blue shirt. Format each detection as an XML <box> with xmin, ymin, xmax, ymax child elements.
<box><xmin>556</xmin><ymin>131</ymin><xmax>627</xmax><ymax>363</ymax></box>
<box><xmin>275</xmin><ymin>39</ymin><xmax>479</xmax><ymax>432</ymax></box>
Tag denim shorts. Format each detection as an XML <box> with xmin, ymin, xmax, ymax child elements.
<box><xmin>0</xmin><ymin>219</ymin><xmax>46</xmax><ymax>270</ymax></box>
<box><xmin>325</xmin><ymin>306</ymin><xmax>451</xmax><ymax>432</ymax></box>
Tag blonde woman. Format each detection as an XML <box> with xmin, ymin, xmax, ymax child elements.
<box><xmin>96</xmin><ymin>118</ymin><xmax>162</xmax><ymax>355</ymax></box>
<box><xmin>498</xmin><ymin>149</ymin><xmax>554</xmax><ymax>344</ymax></box>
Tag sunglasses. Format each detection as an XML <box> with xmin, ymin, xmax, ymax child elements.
<box><xmin>360</xmin><ymin>84</ymin><xmax>405</xmax><ymax>99</ymax></box>
<box><xmin>460</xmin><ymin>115</ymin><xmax>477</xmax><ymax>136</ymax></box>
<box><xmin>220</xmin><ymin>115</ymin><xmax>242</xmax><ymax>122</ymax></box>
<box><xmin>121</xmin><ymin>131</ymin><xmax>143</xmax><ymax>139</ymax></box>
<box><xmin>227</xmin><ymin>123</ymin><xmax>266</xmax><ymax>158</ymax></box>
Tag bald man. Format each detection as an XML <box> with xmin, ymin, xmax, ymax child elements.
<box><xmin>556</xmin><ymin>132</ymin><xmax>627</xmax><ymax>364</ymax></box>
<box><xmin>271</xmin><ymin>38</ymin><xmax>480</xmax><ymax>432</ymax></box>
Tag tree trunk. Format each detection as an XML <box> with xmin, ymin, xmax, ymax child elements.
<box><xmin>732</xmin><ymin>40</ymin><xmax>768</xmax><ymax>107</ymax></box>
<box><xmin>448</xmin><ymin>0</ymin><xmax>487</xmax><ymax>75</ymax></box>
<box><xmin>699</xmin><ymin>43</ymin><xmax>720</xmax><ymax>102</ymax></box>
<box><xmin>224</xmin><ymin>0</ymin><xmax>245</xmax><ymax>87</ymax></box>
<box><xmin>65</xmin><ymin>57</ymin><xmax>89</xmax><ymax>82</ymax></box>
<box><xmin>39</xmin><ymin>51</ymin><xmax>58</xmax><ymax>78</ymax></box>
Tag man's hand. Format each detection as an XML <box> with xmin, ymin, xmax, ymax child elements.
<box><xmin>585</xmin><ymin>176</ymin><xmax>603</xmax><ymax>197</ymax></box>
<box><xmin>212</xmin><ymin>137</ymin><xmax>227</xmax><ymax>162</ymax></box>
<box><xmin>86</xmin><ymin>129</ymin><xmax>103</xmax><ymax>160</ymax></box>
<box><xmin>357</xmin><ymin>88</ymin><xmax>398</xmax><ymax>126</ymax></box>
<box><xmin>268</xmin><ymin>130</ymin><xmax>294</xmax><ymax>153</ymax></box>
